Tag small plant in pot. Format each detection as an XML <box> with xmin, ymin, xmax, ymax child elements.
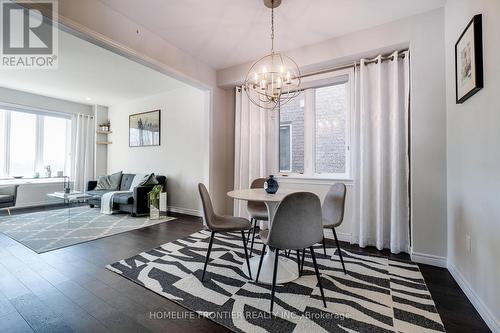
<box><xmin>148</xmin><ymin>185</ymin><xmax>163</xmax><ymax>219</ymax></box>
<box><xmin>99</xmin><ymin>120</ymin><xmax>111</xmax><ymax>132</ymax></box>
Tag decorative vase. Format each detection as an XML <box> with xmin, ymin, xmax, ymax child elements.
<box><xmin>264</xmin><ymin>175</ymin><xmax>279</xmax><ymax>194</ymax></box>
<box><xmin>150</xmin><ymin>206</ymin><xmax>160</xmax><ymax>220</ymax></box>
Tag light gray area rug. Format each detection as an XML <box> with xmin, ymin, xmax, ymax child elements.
<box><xmin>107</xmin><ymin>230</ymin><xmax>446</xmax><ymax>333</ymax></box>
<box><xmin>0</xmin><ymin>207</ymin><xmax>176</xmax><ymax>253</ymax></box>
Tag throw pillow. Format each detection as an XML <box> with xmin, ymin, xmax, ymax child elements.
<box><xmin>140</xmin><ymin>173</ymin><xmax>159</xmax><ymax>186</ymax></box>
<box><xmin>95</xmin><ymin>171</ymin><xmax>123</xmax><ymax>190</ymax></box>
<box><xmin>128</xmin><ymin>173</ymin><xmax>148</xmax><ymax>190</ymax></box>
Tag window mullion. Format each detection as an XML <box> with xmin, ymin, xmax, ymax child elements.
<box><xmin>4</xmin><ymin>111</ymin><xmax>11</xmax><ymax>176</ymax></box>
<box><xmin>303</xmin><ymin>89</ymin><xmax>314</xmax><ymax>176</ymax></box>
<box><xmin>35</xmin><ymin>115</ymin><xmax>44</xmax><ymax>174</ymax></box>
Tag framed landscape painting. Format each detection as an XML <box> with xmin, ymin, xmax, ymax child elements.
<box><xmin>455</xmin><ymin>14</ymin><xmax>483</xmax><ymax>104</ymax></box>
<box><xmin>129</xmin><ymin>110</ymin><xmax>161</xmax><ymax>147</ymax></box>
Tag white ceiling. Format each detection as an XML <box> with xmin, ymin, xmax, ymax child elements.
<box><xmin>100</xmin><ymin>0</ymin><xmax>445</xmax><ymax>70</ymax></box>
<box><xmin>0</xmin><ymin>29</ymin><xmax>187</xmax><ymax>107</ymax></box>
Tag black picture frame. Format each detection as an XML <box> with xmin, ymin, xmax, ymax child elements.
<box><xmin>129</xmin><ymin>110</ymin><xmax>161</xmax><ymax>147</ymax></box>
<box><xmin>455</xmin><ymin>14</ymin><xmax>483</xmax><ymax>104</ymax></box>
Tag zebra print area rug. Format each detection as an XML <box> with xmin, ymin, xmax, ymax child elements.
<box><xmin>107</xmin><ymin>230</ymin><xmax>445</xmax><ymax>333</ymax></box>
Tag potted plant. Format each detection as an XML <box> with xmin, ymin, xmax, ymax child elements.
<box><xmin>148</xmin><ymin>185</ymin><xmax>163</xmax><ymax>219</ymax></box>
<box><xmin>99</xmin><ymin>120</ymin><xmax>111</xmax><ymax>132</ymax></box>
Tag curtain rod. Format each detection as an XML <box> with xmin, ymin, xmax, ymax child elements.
<box><xmin>300</xmin><ymin>49</ymin><xmax>409</xmax><ymax>79</ymax></box>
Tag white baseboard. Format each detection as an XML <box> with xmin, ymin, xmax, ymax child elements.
<box><xmin>167</xmin><ymin>206</ymin><xmax>202</xmax><ymax>217</ymax></box>
<box><xmin>410</xmin><ymin>251</ymin><xmax>447</xmax><ymax>268</ymax></box>
<box><xmin>448</xmin><ymin>262</ymin><xmax>500</xmax><ymax>333</ymax></box>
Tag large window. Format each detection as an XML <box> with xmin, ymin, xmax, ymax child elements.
<box><xmin>277</xmin><ymin>69</ymin><xmax>353</xmax><ymax>179</ymax></box>
<box><xmin>0</xmin><ymin>109</ymin><xmax>71</xmax><ymax>178</ymax></box>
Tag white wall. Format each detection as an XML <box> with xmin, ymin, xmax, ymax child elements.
<box><xmin>51</xmin><ymin>0</ymin><xmax>234</xmax><ymax>215</ymax></box>
<box><xmin>0</xmin><ymin>86</ymin><xmax>93</xmax><ymax>116</ymax></box>
<box><xmin>107</xmin><ymin>87</ymin><xmax>209</xmax><ymax>216</ymax></box>
<box><xmin>445</xmin><ymin>1</ymin><xmax>500</xmax><ymax>331</ymax></box>
<box><xmin>218</xmin><ymin>9</ymin><xmax>448</xmax><ymax>264</ymax></box>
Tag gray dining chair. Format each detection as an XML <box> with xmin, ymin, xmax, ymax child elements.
<box><xmin>246</xmin><ymin>178</ymin><xmax>268</xmax><ymax>255</ymax></box>
<box><xmin>198</xmin><ymin>183</ymin><xmax>252</xmax><ymax>282</ymax></box>
<box><xmin>321</xmin><ymin>183</ymin><xmax>347</xmax><ymax>274</ymax></box>
<box><xmin>0</xmin><ymin>185</ymin><xmax>19</xmax><ymax>215</ymax></box>
<box><xmin>256</xmin><ymin>192</ymin><xmax>327</xmax><ymax>312</ymax></box>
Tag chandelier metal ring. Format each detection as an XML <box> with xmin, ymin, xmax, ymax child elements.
<box><xmin>244</xmin><ymin>0</ymin><xmax>301</xmax><ymax>111</ymax></box>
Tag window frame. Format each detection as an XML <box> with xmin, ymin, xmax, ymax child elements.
<box><xmin>274</xmin><ymin>67</ymin><xmax>355</xmax><ymax>181</ymax></box>
<box><xmin>0</xmin><ymin>105</ymin><xmax>71</xmax><ymax>178</ymax></box>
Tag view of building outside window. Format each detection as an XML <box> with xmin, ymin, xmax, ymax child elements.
<box><xmin>279</xmin><ymin>91</ymin><xmax>305</xmax><ymax>173</ymax></box>
<box><xmin>315</xmin><ymin>83</ymin><xmax>347</xmax><ymax>174</ymax></box>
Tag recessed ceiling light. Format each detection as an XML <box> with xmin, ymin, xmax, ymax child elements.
<box><xmin>85</xmin><ymin>97</ymin><xmax>92</xmax><ymax>101</ymax></box>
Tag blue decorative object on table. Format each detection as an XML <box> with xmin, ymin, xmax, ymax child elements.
<box><xmin>264</xmin><ymin>175</ymin><xmax>279</xmax><ymax>194</ymax></box>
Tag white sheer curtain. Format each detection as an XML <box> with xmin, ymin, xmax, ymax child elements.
<box><xmin>71</xmin><ymin>114</ymin><xmax>95</xmax><ymax>192</ymax></box>
<box><xmin>233</xmin><ymin>87</ymin><xmax>273</xmax><ymax>218</ymax></box>
<box><xmin>352</xmin><ymin>51</ymin><xmax>410</xmax><ymax>254</ymax></box>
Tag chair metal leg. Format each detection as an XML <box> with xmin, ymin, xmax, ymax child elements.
<box><xmin>310</xmin><ymin>246</ymin><xmax>327</xmax><ymax>308</ymax></box>
<box><xmin>6</xmin><ymin>208</ymin><xmax>11</xmax><ymax>215</ymax></box>
<box><xmin>256</xmin><ymin>244</ymin><xmax>266</xmax><ymax>282</ymax></box>
<box><xmin>250</xmin><ymin>224</ymin><xmax>257</xmax><ymax>256</ymax></box>
<box><xmin>241</xmin><ymin>231</ymin><xmax>252</xmax><ymax>280</ymax></box>
<box><xmin>322</xmin><ymin>236</ymin><xmax>327</xmax><ymax>256</ymax></box>
<box><xmin>270</xmin><ymin>248</ymin><xmax>279</xmax><ymax>313</ymax></box>
<box><xmin>247</xmin><ymin>219</ymin><xmax>254</xmax><ymax>242</ymax></box>
<box><xmin>201</xmin><ymin>231</ymin><xmax>215</xmax><ymax>282</ymax></box>
<box><xmin>332</xmin><ymin>228</ymin><xmax>347</xmax><ymax>275</ymax></box>
<box><xmin>296</xmin><ymin>250</ymin><xmax>301</xmax><ymax>277</ymax></box>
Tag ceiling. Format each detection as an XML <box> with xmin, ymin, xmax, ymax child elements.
<box><xmin>0</xmin><ymin>29</ymin><xmax>187</xmax><ymax>107</ymax></box>
<box><xmin>100</xmin><ymin>0</ymin><xmax>446</xmax><ymax>70</ymax></box>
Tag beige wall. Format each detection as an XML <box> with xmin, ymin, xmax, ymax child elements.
<box><xmin>445</xmin><ymin>0</ymin><xmax>500</xmax><ymax>331</ymax></box>
<box><xmin>218</xmin><ymin>9</ymin><xmax>448</xmax><ymax>265</ymax></box>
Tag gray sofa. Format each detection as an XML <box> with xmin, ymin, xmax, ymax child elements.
<box><xmin>0</xmin><ymin>185</ymin><xmax>19</xmax><ymax>215</ymax></box>
<box><xmin>87</xmin><ymin>174</ymin><xmax>166</xmax><ymax>216</ymax></box>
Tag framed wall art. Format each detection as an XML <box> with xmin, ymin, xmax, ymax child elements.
<box><xmin>129</xmin><ymin>110</ymin><xmax>161</xmax><ymax>147</ymax></box>
<box><xmin>455</xmin><ymin>14</ymin><xmax>483</xmax><ymax>104</ymax></box>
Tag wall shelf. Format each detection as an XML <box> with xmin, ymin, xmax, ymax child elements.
<box><xmin>96</xmin><ymin>130</ymin><xmax>112</xmax><ymax>134</ymax></box>
<box><xmin>96</xmin><ymin>141</ymin><xmax>112</xmax><ymax>145</ymax></box>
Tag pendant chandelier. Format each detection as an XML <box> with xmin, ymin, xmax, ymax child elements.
<box><xmin>244</xmin><ymin>0</ymin><xmax>301</xmax><ymax>110</ymax></box>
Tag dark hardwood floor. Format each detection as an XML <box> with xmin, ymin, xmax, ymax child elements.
<box><xmin>0</xmin><ymin>207</ymin><xmax>491</xmax><ymax>333</ymax></box>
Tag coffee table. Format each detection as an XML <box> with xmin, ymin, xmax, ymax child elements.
<box><xmin>47</xmin><ymin>191</ymin><xmax>92</xmax><ymax>219</ymax></box>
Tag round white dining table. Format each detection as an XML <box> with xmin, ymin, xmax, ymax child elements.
<box><xmin>227</xmin><ymin>188</ymin><xmax>299</xmax><ymax>284</ymax></box>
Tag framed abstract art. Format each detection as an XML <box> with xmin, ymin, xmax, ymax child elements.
<box><xmin>455</xmin><ymin>14</ymin><xmax>483</xmax><ymax>104</ymax></box>
<box><xmin>129</xmin><ymin>110</ymin><xmax>161</xmax><ymax>147</ymax></box>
